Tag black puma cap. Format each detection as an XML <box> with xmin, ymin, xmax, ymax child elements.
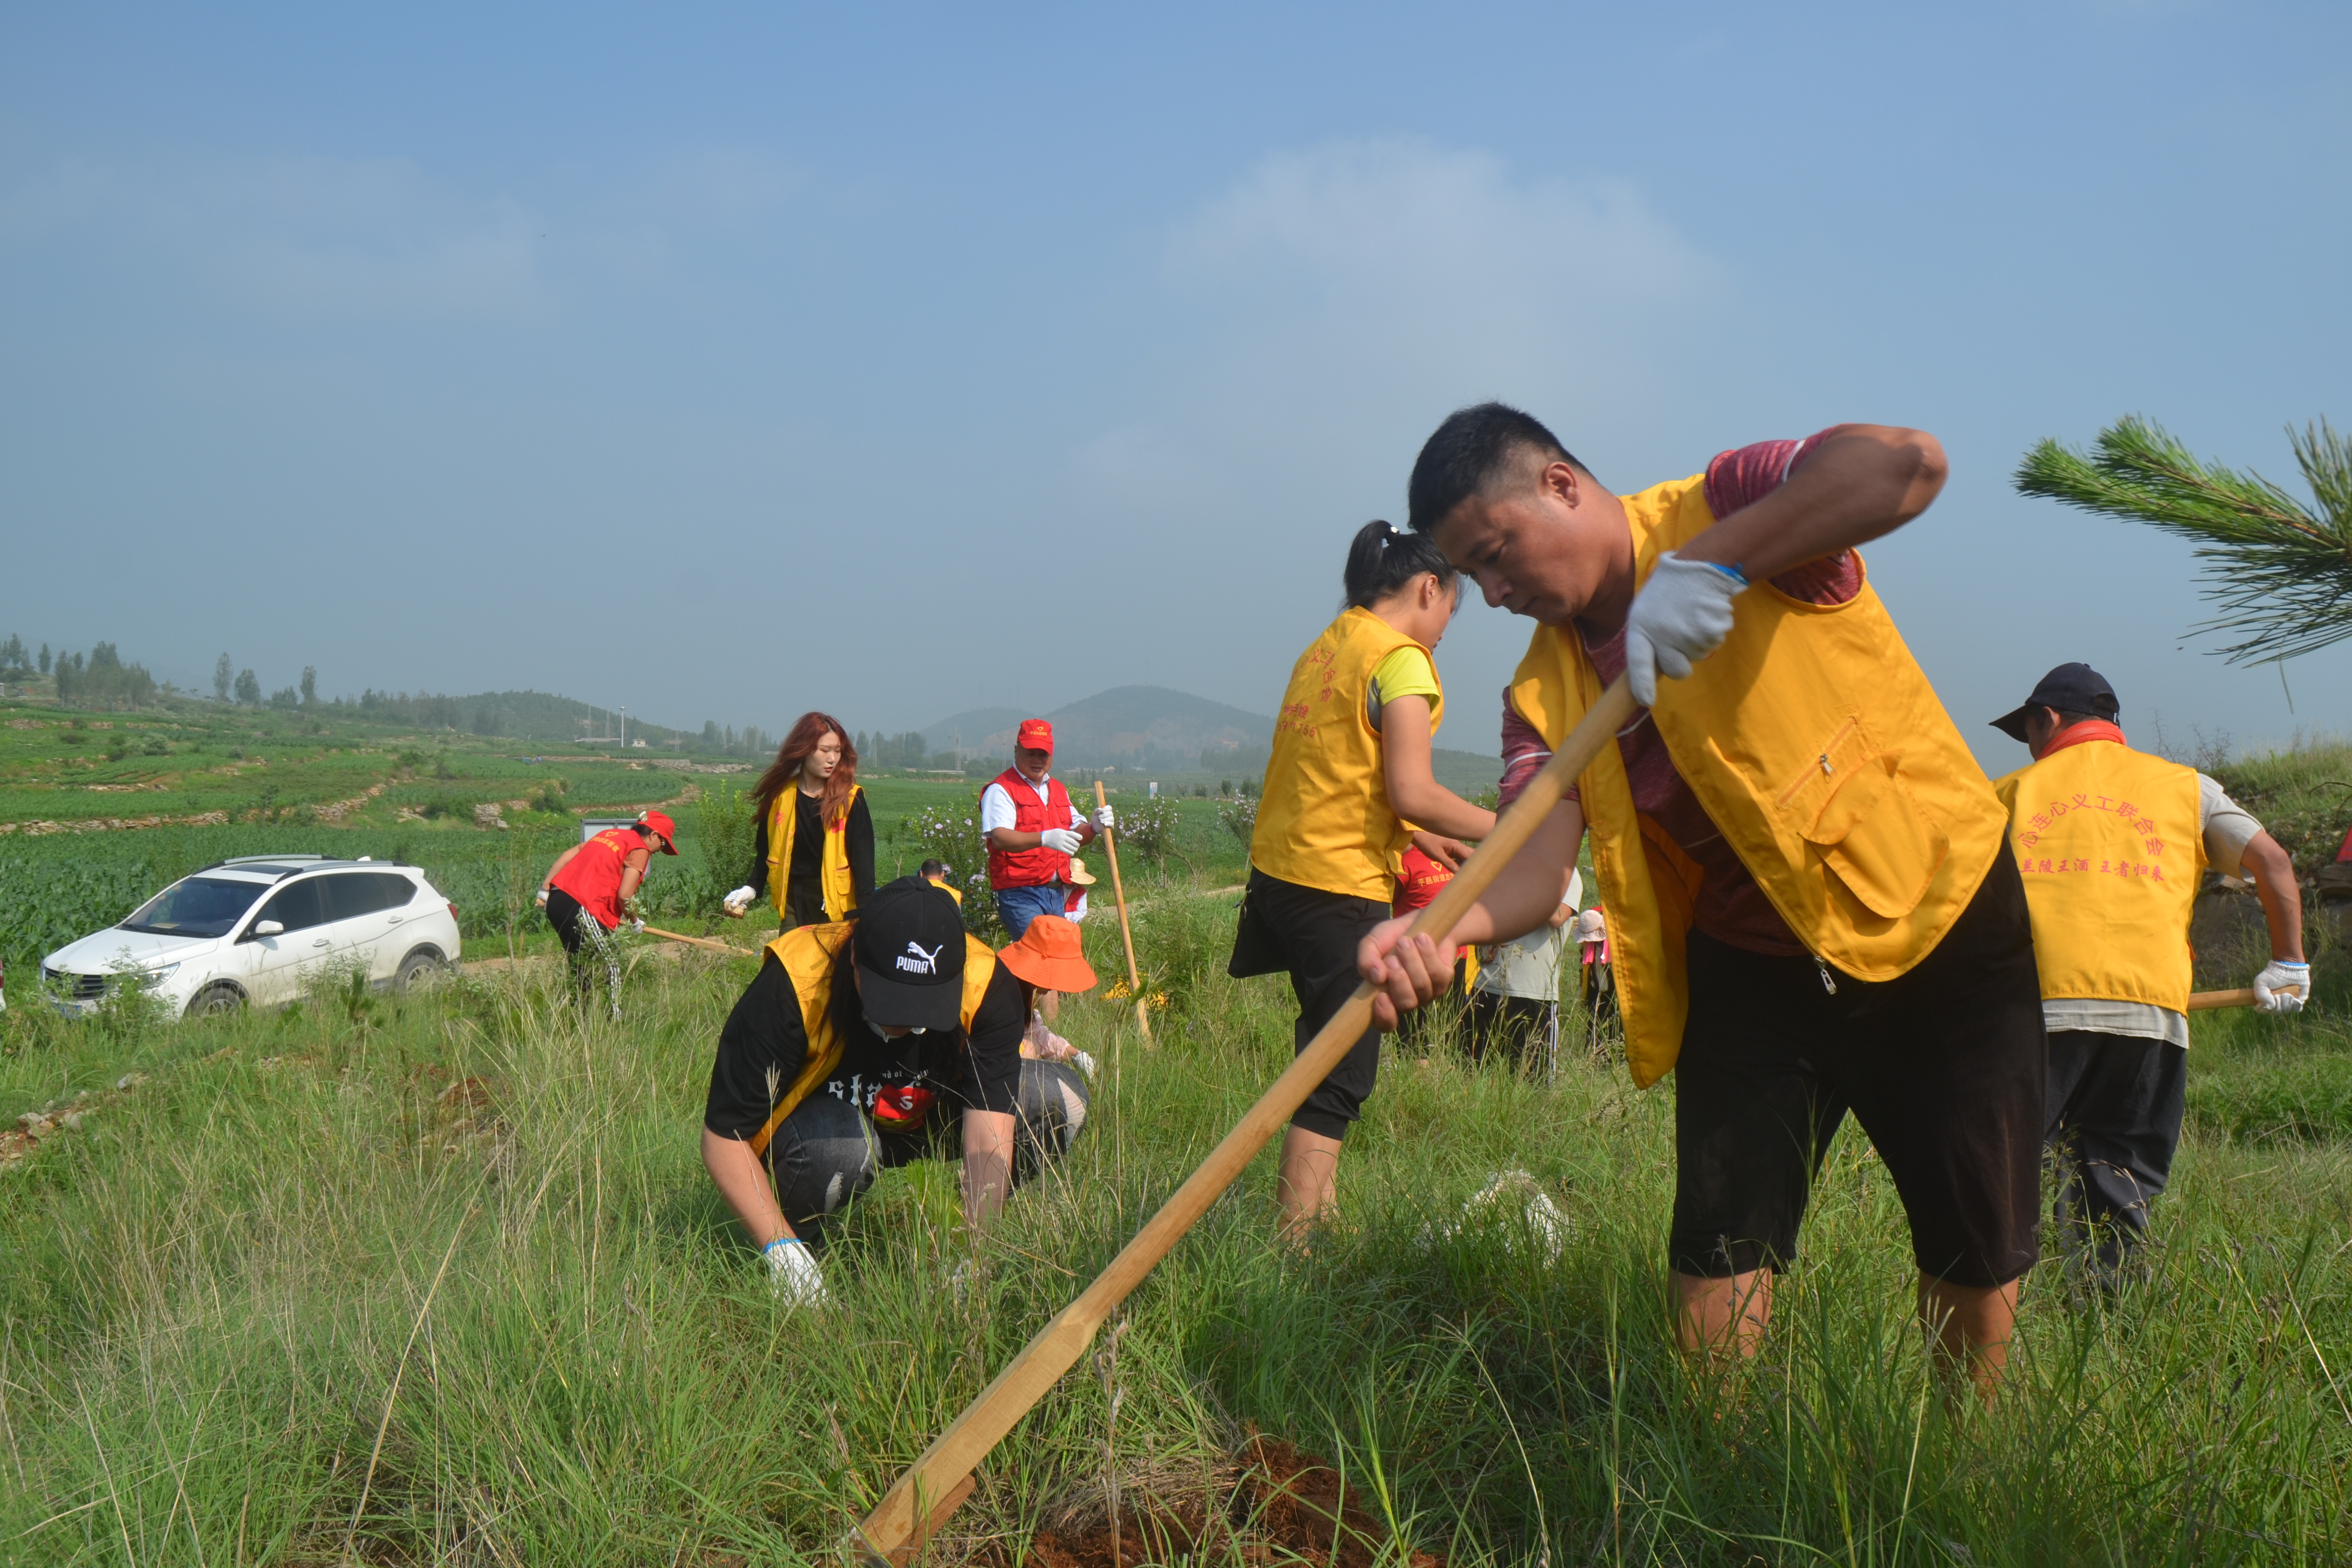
<box><xmin>852</xmin><ymin>876</ymin><xmax>968</xmax><ymax>1031</ymax></box>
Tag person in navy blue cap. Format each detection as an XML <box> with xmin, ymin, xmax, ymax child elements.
<box><xmin>1991</xmin><ymin>662</ymin><xmax>2307</xmax><ymax>1289</ymax></box>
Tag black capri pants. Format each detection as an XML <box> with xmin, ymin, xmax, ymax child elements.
<box><xmin>1227</xmin><ymin>868</ymin><xmax>1392</xmax><ymax>1142</ymax></box>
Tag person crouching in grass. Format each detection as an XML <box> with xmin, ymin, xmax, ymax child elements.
<box><xmin>1232</xmin><ymin>519</ymin><xmax>1496</xmax><ymax>1240</ymax></box>
<box><xmin>700</xmin><ymin>876</ymin><xmax>1089</xmax><ymax>1304</ymax></box>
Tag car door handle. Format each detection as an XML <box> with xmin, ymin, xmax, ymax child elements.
<box><xmin>386</xmin><ymin>915</ymin><xmax>403</xmax><ymax>924</ymax></box>
<box><xmin>311</xmin><ymin>938</ymin><xmax>330</xmax><ymax>948</ymax></box>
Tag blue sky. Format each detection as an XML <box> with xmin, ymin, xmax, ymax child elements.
<box><xmin>3</xmin><ymin>2</ymin><xmax>2346</xmax><ymax>768</ymax></box>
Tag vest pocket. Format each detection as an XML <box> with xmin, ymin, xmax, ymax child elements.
<box><xmin>1800</xmin><ymin>755</ymin><xmax>1948</xmax><ymax>919</ymax></box>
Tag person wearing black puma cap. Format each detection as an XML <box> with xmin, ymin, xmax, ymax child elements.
<box><xmin>700</xmin><ymin>875</ymin><xmax>1089</xmax><ymax>1304</ymax></box>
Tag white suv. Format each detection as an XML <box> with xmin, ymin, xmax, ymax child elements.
<box><xmin>40</xmin><ymin>855</ymin><xmax>463</xmax><ymax>1019</ymax></box>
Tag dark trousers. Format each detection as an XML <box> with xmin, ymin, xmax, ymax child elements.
<box><xmin>1465</xmin><ymin>992</ymin><xmax>1559</xmax><ymax>1075</ymax></box>
<box><xmin>544</xmin><ymin>889</ymin><xmax>620</xmax><ymax>1012</ymax></box>
<box><xmin>2046</xmin><ymin>1028</ymin><xmax>2187</xmax><ymax>1280</ymax></box>
<box><xmin>1228</xmin><ymin>869</ymin><xmax>1390</xmax><ymax>1142</ymax></box>
<box><xmin>767</xmin><ymin>1060</ymin><xmax>1091</xmax><ymax>1245</ymax></box>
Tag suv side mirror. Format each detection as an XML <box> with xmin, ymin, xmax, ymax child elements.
<box><xmin>253</xmin><ymin>920</ymin><xmax>284</xmax><ymax>937</ymax></box>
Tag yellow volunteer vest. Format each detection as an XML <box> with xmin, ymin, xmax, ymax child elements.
<box><xmin>1511</xmin><ymin>475</ymin><xmax>2007</xmax><ymax>1088</ymax></box>
<box><xmin>1993</xmin><ymin>738</ymin><xmax>2203</xmax><ymax>1013</ymax></box>
<box><xmin>766</xmin><ymin>782</ymin><xmax>863</xmax><ymax>923</ymax></box>
<box><xmin>1251</xmin><ymin>607</ymin><xmax>1444</xmax><ymax>901</ymax></box>
<box><xmin>746</xmin><ymin>922</ymin><xmax>997</xmax><ymax>1156</ymax></box>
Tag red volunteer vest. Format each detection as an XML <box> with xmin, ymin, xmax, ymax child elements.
<box><xmin>550</xmin><ymin>828</ymin><xmax>642</xmax><ymax>928</ymax></box>
<box><xmin>987</xmin><ymin>768</ymin><xmax>1074</xmax><ymax>889</ymax></box>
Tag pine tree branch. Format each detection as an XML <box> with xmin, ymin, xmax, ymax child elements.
<box><xmin>2014</xmin><ymin>414</ymin><xmax>2352</xmax><ymax>664</ymax></box>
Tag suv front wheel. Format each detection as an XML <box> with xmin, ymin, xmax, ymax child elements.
<box><xmin>186</xmin><ymin>983</ymin><xmax>245</xmax><ymax>1018</ymax></box>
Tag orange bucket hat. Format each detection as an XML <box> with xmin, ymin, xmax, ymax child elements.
<box><xmin>998</xmin><ymin>914</ymin><xmax>1097</xmax><ymax>994</ymax></box>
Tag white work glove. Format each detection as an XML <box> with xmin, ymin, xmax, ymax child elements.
<box><xmin>763</xmin><ymin>1237</ymin><xmax>828</xmax><ymax>1306</ymax></box>
<box><xmin>534</xmin><ymin>888</ymin><xmax>549</xmax><ymax>908</ymax></box>
<box><xmin>1092</xmin><ymin>805</ymin><xmax>1116</xmax><ymax>832</ymax></box>
<box><xmin>1039</xmin><ymin>827</ymin><xmax>1084</xmax><ymax>856</ymax></box>
<box><xmin>2253</xmin><ymin>960</ymin><xmax>2311</xmax><ymax>1014</ymax></box>
<box><xmin>628</xmin><ymin>917</ymin><xmax>645</xmax><ymax>934</ymax></box>
<box><xmin>722</xmin><ymin>885</ymin><xmax>757</xmax><ymax>914</ymax></box>
<box><xmin>1622</xmin><ymin>552</ymin><xmax>1747</xmax><ymax>707</ymax></box>
<box><xmin>1070</xmin><ymin>1049</ymin><xmax>1097</xmax><ymax>1079</ymax></box>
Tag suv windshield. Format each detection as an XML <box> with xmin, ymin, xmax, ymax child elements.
<box><xmin>121</xmin><ymin>877</ymin><xmax>268</xmax><ymax>939</ymax></box>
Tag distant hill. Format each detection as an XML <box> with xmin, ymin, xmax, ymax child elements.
<box><xmin>921</xmin><ymin>685</ymin><xmax>1270</xmax><ymax>770</ymax></box>
<box><xmin>916</xmin><ymin>683</ymin><xmax>1499</xmax><ymax>791</ymax></box>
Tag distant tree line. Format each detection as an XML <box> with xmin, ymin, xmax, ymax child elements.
<box><xmin>699</xmin><ymin>721</ymin><xmax>776</xmax><ymax>758</ymax></box>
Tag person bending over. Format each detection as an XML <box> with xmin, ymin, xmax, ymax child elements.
<box><xmin>1361</xmin><ymin>406</ymin><xmax>2040</xmax><ymax>1403</ymax></box>
<box><xmin>700</xmin><ymin>877</ymin><xmax>1088</xmax><ymax>1303</ymax></box>
<box><xmin>537</xmin><ymin>810</ymin><xmax>678</xmax><ymax>1010</ymax></box>
<box><xmin>1232</xmin><ymin>519</ymin><xmax>1496</xmax><ymax>1238</ymax></box>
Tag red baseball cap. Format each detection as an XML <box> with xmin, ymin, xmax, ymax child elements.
<box><xmin>636</xmin><ymin>809</ymin><xmax>681</xmax><ymax>853</ymax></box>
<box><xmin>1016</xmin><ymin>718</ymin><xmax>1054</xmax><ymax>752</ymax></box>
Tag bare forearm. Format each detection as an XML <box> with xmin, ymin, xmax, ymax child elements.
<box><xmin>1462</xmin><ymin>803</ymin><xmax>1583</xmax><ymax>942</ymax></box>
<box><xmin>1390</xmin><ymin>778</ymin><xmax>1496</xmax><ymax>842</ymax></box>
<box><xmin>2243</xmin><ymin>833</ymin><xmax>2305</xmax><ymax>961</ymax></box>
<box><xmin>1678</xmin><ymin>425</ymin><xmax>1948</xmax><ymax>580</ymax></box>
<box><xmin>701</xmin><ymin>1129</ymin><xmax>791</xmax><ymax>1247</ymax></box>
<box><xmin>541</xmin><ymin>845</ymin><xmax>580</xmax><ymax>888</ymax></box>
<box><xmin>961</xmin><ymin>1110</ymin><xmax>1016</xmax><ymax>1226</ymax></box>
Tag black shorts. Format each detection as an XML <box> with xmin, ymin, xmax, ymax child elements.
<box><xmin>1228</xmin><ymin>867</ymin><xmax>1390</xmax><ymax>1141</ymax></box>
<box><xmin>1669</xmin><ymin>844</ymin><xmax>2045</xmax><ymax>1289</ymax></box>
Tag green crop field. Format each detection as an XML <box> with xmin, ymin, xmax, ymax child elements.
<box><xmin>3</xmin><ymin>696</ymin><xmax>2349</xmax><ymax>1564</ymax></box>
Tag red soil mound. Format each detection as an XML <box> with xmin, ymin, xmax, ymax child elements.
<box><xmin>998</xmin><ymin>1434</ymin><xmax>1443</xmax><ymax>1568</ymax></box>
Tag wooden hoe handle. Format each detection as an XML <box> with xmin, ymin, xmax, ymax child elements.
<box><xmin>1095</xmin><ymin>779</ymin><xmax>1152</xmax><ymax>1041</ymax></box>
<box><xmin>846</xmin><ymin>676</ymin><xmax>1640</xmax><ymax>1564</ymax></box>
<box><xmin>2188</xmin><ymin>988</ymin><xmax>2257</xmax><ymax>1011</ymax></box>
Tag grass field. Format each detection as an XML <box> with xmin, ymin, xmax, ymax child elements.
<box><xmin>4</xmin><ymin>707</ymin><xmax>2350</xmax><ymax>1565</ymax></box>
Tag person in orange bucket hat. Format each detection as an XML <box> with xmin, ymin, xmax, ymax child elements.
<box><xmin>999</xmin><ymin>914</ymin><xmax>1099</xmax><ymax>1081</ymax></box>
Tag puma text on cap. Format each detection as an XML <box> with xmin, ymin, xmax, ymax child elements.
<box><xmin>852</xmin><ymin>876</ymin><xmax>968</xmax><ymax>1031</ymax></box>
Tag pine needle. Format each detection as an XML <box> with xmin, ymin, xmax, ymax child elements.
<box><xmin>2014</xmin><ymin>414</ymin><xmax>2352</xmax><ymax>663</ymax></box>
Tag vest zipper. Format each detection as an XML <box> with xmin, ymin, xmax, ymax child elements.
<box><xmin>1815</xmin><ymin>957</ymin><xmax>1839</xmax><ymax>995</ymax></box>
<box><xmin>1775</xmin><ymin>717</ymin><xmax>1864</xmax><ymax>807</ymax></box>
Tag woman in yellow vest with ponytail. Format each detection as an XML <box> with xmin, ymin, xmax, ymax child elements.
<box><xmin>724</xmin><ymin>711</ymin><xmax>875</xmax><ymax>930</ymax></box>
<box><xmin>1232</xmin><ymin>520</ymin><xmax>1496</xmax><ymax>1238</ymax></box>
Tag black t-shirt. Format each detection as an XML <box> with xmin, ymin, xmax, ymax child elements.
<box><xmin>745</xmin><ymin>791</ymin><xmax>877</xmax><ymax>914</ymax></box>
<box><xmin>703</xmin><ymin>943</ymin><xmax>1026</xmax><ymax>1144</ymax></box>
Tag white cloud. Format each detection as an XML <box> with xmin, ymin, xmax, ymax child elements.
<box><xmin>4</xmin><ymin>154</ymin><xmax>548</xmax><ymax>321</ymax></box>
<box><xmin>1162</xmin><ymin>137</ymin><xmax>1723</xmax><ymax>400</ymax></box>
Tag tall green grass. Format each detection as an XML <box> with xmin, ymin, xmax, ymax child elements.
<box><xmin>2</xmin><ymin>896</ymin><xmax>2347</xmax><ymax>1564</ymax></box>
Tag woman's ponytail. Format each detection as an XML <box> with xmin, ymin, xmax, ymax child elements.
<box><xmin>1342</xmin><ymin>519</ymin><xmax>1458</xmax><ymax>610</ymax></box>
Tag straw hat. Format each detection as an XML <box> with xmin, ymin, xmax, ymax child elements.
<box><xmin>1064</xmin><ymin>857</ymin><xmax>1097</xmax><ymax>887</ymax></box>
<box><xmin>998</xmin><ymin>914</ymin><xmax>1098</xmax><ymax>993</ymax></box>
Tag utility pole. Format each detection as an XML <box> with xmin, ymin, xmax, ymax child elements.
<box><xmin>620</xmin><ymin>705</ymin><xmax>627</xmax><ymax>749</ymax></box>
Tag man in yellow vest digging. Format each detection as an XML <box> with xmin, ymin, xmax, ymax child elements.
<box><xmin>699</xmin><ymin>876</ymin><xmax>1089</xmax><ymax>1304</ymax></box>
<box><xmin>1359</xmin><ymin>404</ymin><xmax>2045</xmax><ymax>1401</ymax></box>
<box><xmin>1989</xmin><ymin>662</ymin><xmax>2307</xmax><ymax>1289</ymax></box>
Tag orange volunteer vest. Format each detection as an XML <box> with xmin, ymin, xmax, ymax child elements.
<box><xmin>1251</xmin><ymin>607</ymin><xmax>1443</xmax><ymax>902</ymax></box>
<box><xmin>745</xmin><ymin>922</ymin><xmax>999</xmax><ymax>1157</ymax></box>
<box><xmin>1510</xmin><ymin>474</ymin><xmax>2007</xmax><ymax>1087</ymax></box>
<box><xmin>1993</xmin><ymin>732</ymin><xmax>2203</xmax><ymax>1014</ymax></box>
<box><xmin>766</xmin><ymin>783</ymin><xmax>864</xmax><ymax>923</ymax></box>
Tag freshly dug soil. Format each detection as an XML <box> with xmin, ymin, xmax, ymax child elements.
<box><xmin>994</xmin><ymin>1434</ymin><xmax>1443</xmax><ymax>1568</ymax></box>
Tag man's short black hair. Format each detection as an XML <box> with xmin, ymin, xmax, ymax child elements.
<box><xmin>1407</xmin><ymin>402</ymin><xmax>1589</xmax><ymax>536</ymax></box>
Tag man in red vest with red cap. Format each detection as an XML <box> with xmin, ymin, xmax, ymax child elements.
<box><xmin>981</xmin><ymin>719</ymin><xmax>1114</xmax><ymax>944</ymax></box>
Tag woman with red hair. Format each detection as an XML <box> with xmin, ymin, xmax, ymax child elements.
<box><xmin>723</xmin><ymin>712</ymin><xmax>876</xmax><ymax>930</ymax></box>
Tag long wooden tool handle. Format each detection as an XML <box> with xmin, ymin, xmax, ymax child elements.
<box><xmin>848</xmin><ymin>675</ymin><xmax>1638</xmax><ymax>1564</ymax></box>
<box><xmin>2189</xmin><ymin>988</ymin><xmax>2257</xmax><ymax>1011</ymax></box>
<box><xmin>1095</xmin><ymin>779</ymin><xmax>1151</xmax><ymax>1041</ymax></box>
<box><xmin>639</xmin><ymin>925</ymin><xmax>748</xmax><ymax>955</ymax></box>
